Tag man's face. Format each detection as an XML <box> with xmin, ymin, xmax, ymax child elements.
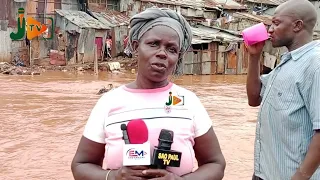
<box><xmin>269</xmin><ymin>9</ymin><xmax>296</xmax><ymax>47</ymax></box>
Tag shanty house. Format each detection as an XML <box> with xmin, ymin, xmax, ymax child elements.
<box><xmin>184</xmin><ymin>25</ymin><xmax>248</xmax><ymax>75</ymax></box>
<box><xmin>54</xmin><ymin>9</ymin><xmax>110</xmax><ymax>64</ymax></box>
<box><xmin>90</xmin><ymin>8</ymin><xmax>130</xmax><ymax>57</ymax></box>
<box><xmin>228</xmin><ymin>12</ymin><xmax>272</xmax><ymax>31</ymax></box>
<box><xmin>120</xmin><ymin>0</ymin><xmax>246</xmax><ymax>25</ymax></box>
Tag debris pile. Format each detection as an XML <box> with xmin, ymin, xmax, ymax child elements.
<box><xmin>0</xmin><ymin>57</ymin><xmax>138</xmax><ymax>75</ymax></box>
<box><xmin>0</xmin><ymin>62</ymin><xmax>42</xmax><ymax>75</ymax></box>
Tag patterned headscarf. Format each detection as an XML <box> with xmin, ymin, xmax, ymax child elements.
<box><xmin>128</xmin><ymin>7</ymin><xmax>192</xmax><ymax>59</ymax></box>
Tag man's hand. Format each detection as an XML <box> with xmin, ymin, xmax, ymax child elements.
<box><xmin>142</xmin><ymin>169</ymin><xmax>183</xmax><ymax>180</ymax></box>
<box><xmin>245</xmin><ymin>41</ymin><xmax>266</xmax><ymax>57</ymax></box>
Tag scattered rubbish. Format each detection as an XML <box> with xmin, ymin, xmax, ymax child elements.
<box><xmin>0</xmin><ymin>62</ymin><xmax>41</xmax><ymax>76</ymax></box>
<box><xmin>0</xmin><ymin>57</ymin><xmax>137</xmax><ymax>76</ymax></box>
<box><xmin>97</xmin><ymin>84</ymin><xmax>114</xmax><ymax>95</ymax></box>
<box><xmin>108</xmin><ymin>62</ymin><xmax>121</xmax><ymax>71</ymax></box>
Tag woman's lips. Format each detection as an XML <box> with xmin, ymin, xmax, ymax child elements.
<box><xmin>151</xmin><ymin>63</ymin><xmax>166</xmax><ymax>72</ymax></box>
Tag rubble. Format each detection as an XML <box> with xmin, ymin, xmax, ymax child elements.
<box><xmin>0</xmin><ymin>57</ymin><xmax>138</xmax><ymax>76</ymax></box>
<box><xmin>0</xmin><ymin>62</ymin><xmax>42</xmax><ymax>76</ymax></box>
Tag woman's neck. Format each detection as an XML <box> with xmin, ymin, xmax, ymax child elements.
<box><xmin>132</xmin><ymin>74</ymin><xmax>169</xmax><ymax>89</ymax></box>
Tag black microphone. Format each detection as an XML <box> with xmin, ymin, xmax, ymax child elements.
<box><xmin>121</xmin><ymin>124</ymin><xmax>130</xmax><ymax>144</ymax></box>
<box><xmin>151</xmin><ymin>129</ymin><xmax>182</xmax><ymax>169</ymax></box>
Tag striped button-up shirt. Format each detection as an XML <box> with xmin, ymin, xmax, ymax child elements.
<box><xmin>254</xmin><ymin>40</ymin><xmax>320</xmax><ymax>180</ymax></box>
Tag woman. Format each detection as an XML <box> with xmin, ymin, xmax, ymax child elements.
<box><xmin>71</xmin><ymin>7</ymin><xmax>226</xmax><ymax>180</ymax></box>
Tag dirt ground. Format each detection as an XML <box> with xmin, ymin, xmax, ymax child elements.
<box><xmin>0</xmin><ymin>57</ymin><xmax>137</xmax><ymax>76</ymax></box>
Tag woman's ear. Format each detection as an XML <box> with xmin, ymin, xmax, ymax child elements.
<box><xmin>132</xmin><ymin>40</ymin><xmax>139</xmax><ymax>54</ymax></box>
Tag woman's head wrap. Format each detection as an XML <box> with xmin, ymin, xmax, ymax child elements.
<box><xmin>128</xmin><ymin>7</ymin><xmax>192</xmax><ymax>59</ymax></box>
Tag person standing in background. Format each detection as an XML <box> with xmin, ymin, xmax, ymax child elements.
<box><xmin>105</xmin><ymin>35</ymin><xmax>112</xmax><ymax>58</ymax></box>
<box><xmin>245</xmin><ymin>0</ymin><xmax>320</xmax><ymax>180</ymax></box>
<box><xmin>123</xmin><ymin>35</ymin><xmax>132</xmax><ymax>58</ymax></box>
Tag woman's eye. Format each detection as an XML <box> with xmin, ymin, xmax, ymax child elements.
<box><xmin>168</xmin><ymin>47</ymin><xmax>177</xmax><ymax>53</ymax></box>
<box><xmin>148</xmin><ymin>42</ymin><xmax>158</xmax><ymax>47</ymax></box>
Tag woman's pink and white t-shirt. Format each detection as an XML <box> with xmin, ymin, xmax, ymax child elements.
<box><xmin>83</xmin><ymin>82</ymin><xmax>213</xmax><ymax>176</ymax></box>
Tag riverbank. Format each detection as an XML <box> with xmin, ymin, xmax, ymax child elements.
<box><xmin>0</xmin><ymin>57</ymin><xmax>138</xmax><ymax>75</ymax></box>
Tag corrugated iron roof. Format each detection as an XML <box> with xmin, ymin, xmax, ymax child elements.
<box><xmin>245</xmin><ymin>0</ymin><xmax>288</xmax><ymax>5</ymax></box>
<box><xmin>140</xmin><ymin>0</ymin><xmax>205</xmax><ymax>8</ymax></box>
<box><xmin>92</xmin><ymin>10</ymin><xmax>130</xmax><ymax>27</ymax></box>
<box><xmin>55</xmin><ymin>9</ymin><xmax>110</xmax><ymax>29</ymax></box>
<box><xmin>192</xmin><ymin>38</ymin><xmax>213</xmax><ymax>44</ymax></box>
<box><xmin>191</xmin><ymin>25</ymin><xmax>242</xmax><ymax>43</ymax></box>
<box><xmin>140</xmin><ymin>0</ymin><xmax>246</xmax><ymax>9</ymax></box>
<box><xmin>233</xmin><ymin>12</ymin><xmax>272</xmax><ymax>25</ymax></box>
<box><xmin>208</xmin><ymin>0</ymin><xmax>247</xmax><ymax>9</ymax></box>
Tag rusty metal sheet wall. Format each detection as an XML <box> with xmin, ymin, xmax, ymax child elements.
<box><xmin>82</xmin><ymin>28</ymin><xmax>95</xmax><ymax>63</ymax></box>
<box><xmin>61</xmin><ymin>0</ymin><xmax>79</xmax><ymax>10</ymax></box>
<box><xmin>0</xmin><ymin>0</ymin><xmax>9</xmax><ymax>20</ymax></box>
<box><xmin>183</xmin><ymin>43</ymin><xmax>219</xmax><ymax>75</ymax></box>
<box><xmin>237</xmin><ymin>44</ymin><xmax>243</xmax><ymax>74</ymax></box>
<box><xmin>227</xmin><ymin>51</ymin><xmax>237</xmax><ymax>69</ymax></box>
<box><xmin>217</xmin><ymin>46</ymin><xmax>225</xmax><ymax>74</ymax></box>
<box><xmin>0</xmin><ymin>28</ymin><xmax>13</xmax><ymax>62</ymax></box>
<box><xmin>129</xmin><ymin>0</ymin><xmax>141</xmax><ymax>17</ymax></box>
<box><xmin>201</xmin><ymin>52</ymin><xmax>211</xmax><ymax>75</ymax></box>
<box><xmin>183</xmin><ymin>51</ymin><xmax>194</xmax><ymax>74</ymax></box>
<box><xmin>39</xmin><ymin>39</ymin><xmax>54</xmax><ymax>58</ymax></box>
<box><xmin>0</xmin><ymin>20</ymin><xmax>9</xmax><ymax>31</ymax></box>
<box><xmin>55</xmin><ymin>0</ymin><xmax>62</xmax><ymax>10</ymax></box>
<box><xmin>11</xmin><ymin>39</ymin><xmax>27</xmax><ymax>65</ymax></box>
<box><xmin>209</xmin><ymin>42</ymin><xmax>218</xmax><ymax>74</ymax></box>
<box><xmin>66</xmin><ymin>31</ymin><xmax>79</xmax><ymax>63</ymax></box>
<box><xmin>9</xmin><ymin>1</ymin><xmax>27</xmax><ymax>27</ymax></box>
<box><xmin>192</xmin><ymin>52</ymin><xmax>201</xmax><ymax>75</ymax></box>
<box><xmin>241</xmin><ymin>43</ymin><xmax>249</xmax><ymax>74</ymax></box>
<box><xmin>183</xmin><ymin>50</ymin><xmax>202</xmax><ymax>75</ymax></box>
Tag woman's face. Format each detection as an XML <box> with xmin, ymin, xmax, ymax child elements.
<box><xmin>133</xmin><ymin>26</ymin><xmax>180</xmax><ymax>83</ymax></box>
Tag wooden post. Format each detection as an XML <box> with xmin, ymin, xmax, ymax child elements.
<box><xmin>94</xmin><ymin>44</ymin><xmax>98</xmax><ymax>75</ymax></box>
<box><xmin>29</xmin><ymin>41</ymin><xmax>32</xmax><ymax>66</ymax></box>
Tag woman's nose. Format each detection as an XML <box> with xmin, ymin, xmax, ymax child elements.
<box><xmin>156</xmin><ymin>48</ymin><xmax>167</xmax><ymax>59</ymax></box>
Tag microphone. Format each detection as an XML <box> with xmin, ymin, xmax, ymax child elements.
<box><xmin>121</xmin><ymin>124</ymin><xmax>130</xmax><ymax>144</ymax></box>
<box><xmin>151</xmin><ymin>129</ymin><xmax>182</xmax><ymax>169</ymax></box>
<box><xmin>122</xmin><ymin>119</ymin><xmax>151</xmax><ymax>166</ymax></box>
<box><xmin>127</xmin><ymin>119</ymin><xmax>148</xmax><ymax>144</ymax></box>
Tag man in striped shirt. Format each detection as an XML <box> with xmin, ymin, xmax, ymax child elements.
<box><xmin>246</xmin><ymin>0</ymin><xmax>320</xmax><ymax>179</ymax></box>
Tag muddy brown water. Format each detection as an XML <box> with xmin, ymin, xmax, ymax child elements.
<box><xmin>0</xmin><ymin>71</ymin><xmax>259</xmax><ymax>180</ymax></box>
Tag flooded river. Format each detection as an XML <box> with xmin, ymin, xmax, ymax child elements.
<box><xmin>0</xmin><ymin>71</ymin><xmax>259</xmax><ymax>180</ymax></box>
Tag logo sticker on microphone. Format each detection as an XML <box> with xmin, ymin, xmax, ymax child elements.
<box><xmin>123</xmin><ymin>142</ymin><xmax>151</xmax><ymax>166</ymax></box>
<box><xmin>126</xmin><ymin>148</ymin><xmax>148</xmax><ymax>158</ymax></box>
<box><xmin>152</xmin><ymin>149</ymin><xmax>182</xmax><ymax>167</ymax></box>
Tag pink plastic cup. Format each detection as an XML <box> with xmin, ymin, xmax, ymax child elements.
<box><xmin>242</xmin><ymin>23</ymin><xmax>269</xmax><ymax>46</ymax></box>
